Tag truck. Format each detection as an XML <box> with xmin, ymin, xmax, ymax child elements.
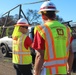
<box><xmin>0</xmin><ymin>36</ymin><xmax>13</xmax><ymax>57</ymax></box>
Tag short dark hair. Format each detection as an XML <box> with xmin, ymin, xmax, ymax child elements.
<box><xmin>41</xmin><ymin>11</ymin><xmax>56</xmax><ymax>20</ymax></box>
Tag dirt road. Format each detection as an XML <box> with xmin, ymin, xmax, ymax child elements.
<box><xmin>0</xmin><ymin>50</ymin><xmax>16</xmax><ymax>75</ymax></box>
<box><xmin>0</xmin><ymin>50</ymin><xmax>76</xmax><ymax>75</ymax></box>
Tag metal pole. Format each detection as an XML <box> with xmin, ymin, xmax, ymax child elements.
<box><xmin>19</xmin><ymin>4</ymin><xmax>22</xmax><ymax>19</ymax></box>
<box><xmin>2</xmin><ymin>4</ymin><xmax>20</xmax><ymax>16</ymax></box>
<box><xmin>1</xmin><ymin>12</ymin><xmax>10</xmax><ymax>37</ymax></box>
<box><xmin>22</xmin><ymin>0</ymin><xmax>50</xmax><ymax>5</ymax></box>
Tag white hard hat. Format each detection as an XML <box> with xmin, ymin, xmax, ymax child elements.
<box><xmin>38</xmin><ymin>1</ymin><xmax>59</xmax><ymax>14</ymax></box>
<box><xmin>15</xmin><ymin>18</ymin><xmax>29</xmax><ymax>26</ymax></box>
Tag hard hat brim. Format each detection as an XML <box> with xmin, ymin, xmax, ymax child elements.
<box><xmin>38</xmin><ymin>9</ymin><xmax>59</xmax><ymax>14</ymax></box>
<box><xmin>15</xmin><ymin>24</ymin><xmax>30</xmax><ymax>26</ymax></box>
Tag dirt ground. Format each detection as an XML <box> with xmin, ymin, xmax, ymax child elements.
<box><xmin>0</xmin><ymin>50</ymin><xmax>76</xmax><ymax>75</ymax></box>
<box><xmin>0</xmin><ymin>61</ymin><xmax>16</xmax><ymax>75</ymax></box>
<box><xmin>0</xmin><ymin>50</ymin><xmax>16</xmax><ymax>75</ymax></box>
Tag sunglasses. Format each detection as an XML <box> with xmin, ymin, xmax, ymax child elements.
<box><xmin>20</xmin><ymin>26</ymin><xmax>28</xmax><ymax>29</ymax></box>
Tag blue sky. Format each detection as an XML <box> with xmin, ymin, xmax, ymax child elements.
<box><xmin>0</xmin><ymin>0</ymin><xmax>76</xmax><ymax>22</ymax></box>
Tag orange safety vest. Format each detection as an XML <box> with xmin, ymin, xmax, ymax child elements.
<box><xmin>34</xmin><ymin>21</ymin><xmax>71</xmax><ymax>74</ymax></box>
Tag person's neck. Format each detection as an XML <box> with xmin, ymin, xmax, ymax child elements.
<box><xmin>44</xmin><ymin>19</ymin><xmax>54</xmax><ymax>23</ymax></box>
<box><xmin>47</xmin><ymin>19</ymin><xmax>53</xmax><ymax>22</ymax></box>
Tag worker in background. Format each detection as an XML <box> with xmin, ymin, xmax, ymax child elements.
<box><xmin>12</xmin><ymin>18</ymin><xmax>33</xmax><ymax>75</ymax></box>
<box><xmin>32</xmin><ymin>1</ymin><xmax>74</xmax><ymax>75</ymax></box>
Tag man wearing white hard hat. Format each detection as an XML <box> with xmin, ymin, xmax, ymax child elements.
<box><xmin>32</xmin><ymin>1</ymin><xmax>74</xmax><ymax>75</ymax></box>
<box><xmin>12</xmin><ymin>18</ymin><xmax>33</xmax><ymax>75</ymax></box>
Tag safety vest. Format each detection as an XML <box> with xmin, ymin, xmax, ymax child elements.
<box><xmin>34</xmin><ymin>21</ymin><xmax>71</xmax><ymax>75</ymax></box>
<box><xmin>12</xmin><ymin>34</ymin><xmax>32</xmax><ymax>64</ymax></box>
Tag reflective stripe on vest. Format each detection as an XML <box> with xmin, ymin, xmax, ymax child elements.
<box><xmin>44</xmin><ymin>59</ymin><xmax>67</xmax><ymax>67</ymax></box>
<box><xmin>13</xmin><ymin>51</ymin><xmax>30</xmax><ymax>55</ymax></box>
<box><xmin>38</xmin><ymin>25</ymin><xmax>54</xmax><ymax>59</ymax></box>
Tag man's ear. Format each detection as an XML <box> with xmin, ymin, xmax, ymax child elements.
<box><xmin>42</xmin><ymin>15</ymin><xmax>48</xmax><ymax>20</ymax></box>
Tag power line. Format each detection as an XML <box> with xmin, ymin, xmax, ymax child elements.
<box><xmin>22</xmin><ymin>0</ymin><xmax>50</xmax><ymax>5</ymax></box>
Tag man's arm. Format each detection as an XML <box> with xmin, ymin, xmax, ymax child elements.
<box><xmin>67</xmin><ymin>47</ymin><xmax>74</xmax><ymax>75</ymax></box>
<box><xmin>34</xmin><ymin>50</ymin><xmax>44</xmax><ymax>75</ymax></box>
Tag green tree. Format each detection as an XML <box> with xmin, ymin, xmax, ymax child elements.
<box><xmin>0</xmin><ymin>15</ymin><xmax>15</xmax><ymax>37</ymax></box>
<box><xmin>0</xmin><ymin>9</ymin><xmax>64</xmax><ymax>37</ymax></box>
<box><xmin>56</xmin><ymin>15</ymin><xmax>64</xmax><ymax>23</ymax></box>
<box><xmin>26</xmin><ymin>9</ymin><xmax>41</xmax><ymax>25</ymax></box>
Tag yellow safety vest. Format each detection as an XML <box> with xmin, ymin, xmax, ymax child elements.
<box><xmin>12</xmin><ymin>34</ymin><xmax>32</xmax><ymax>64</ymax></box>
<box><xmin>34</xmin><ymin>21</ymin><xmax>71</xmax><ymax>74</ymax></box>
